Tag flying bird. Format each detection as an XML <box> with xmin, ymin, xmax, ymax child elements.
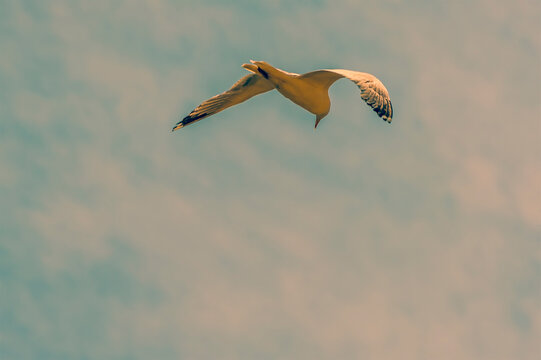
<box><xmin>172</xmin><ymin>60</ymin><xmax>393</xmax><ymax>131</ymax></box>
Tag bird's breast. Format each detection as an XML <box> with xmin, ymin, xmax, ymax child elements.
<box><xmin>275</xmin><ymin>80</ymin><xmax>330</xmax><ymax>115</ymax></box>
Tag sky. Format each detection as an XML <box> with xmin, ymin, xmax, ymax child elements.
<box><xmin>1</xmin><ymin>0</ymin><xmax>540</xmax><ymax>359</ymax></box>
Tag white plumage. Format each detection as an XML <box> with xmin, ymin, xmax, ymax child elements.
<box><xmin>173</xmin><ymin>60</ymin><xmax>393</xmax><ymax>131</ymax></box>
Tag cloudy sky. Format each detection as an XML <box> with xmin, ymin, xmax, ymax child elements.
<box><xmin>1</xmin><ymin>0</ymin><xmax>540</xmax><ymax>359</ymax></box>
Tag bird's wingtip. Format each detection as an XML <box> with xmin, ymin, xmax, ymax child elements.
<box><xmin>171</xmin><ymin>123</ymin><xmax>183</xmax><ymax>132</ymax></box>
<box><xmin>382</xmin><ymin>115</ymin><xmax>392</xmax><ymax>124</ymax></box>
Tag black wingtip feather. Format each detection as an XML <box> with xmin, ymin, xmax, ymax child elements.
<box><xmin>172</xmin><ymin>112</ymin><xmax>208</xmax><ymax>131</ymax></box>
<box><xmin>185</xmin><ymin>112</ymin><xmax>208</xmax><ymax>125</ymax></box>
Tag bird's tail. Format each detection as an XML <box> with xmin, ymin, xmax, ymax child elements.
<box><xmin>243</xmin><ymin>60</ymin><xmax>278</xmax><ymax>80</ymax></box>
<box><xmin>242</xmin><ymin>63</ymin><xmax>258</xmax><ymax>73</ymax></box>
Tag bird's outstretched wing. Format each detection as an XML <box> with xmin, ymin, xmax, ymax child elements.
<box><xmin>299</xmin><ymin>69</ymin><xmax>393</xmax><ymax>123</ymax></box>
<box><xmin>172</xmin><ymin>73</ymin><xmax>274</xmax><ymax>131</ymax></box>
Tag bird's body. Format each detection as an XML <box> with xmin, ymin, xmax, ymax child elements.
<box><xmin>172</xmin><ymin>60</ymin><xmax>393</xmax><ymax>131</ymax></box>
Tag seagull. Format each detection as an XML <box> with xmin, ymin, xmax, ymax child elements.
<box><xmin>172</xmin><ymin>60</ymin><xmax>393</xmax><ymax>131</ymax></box>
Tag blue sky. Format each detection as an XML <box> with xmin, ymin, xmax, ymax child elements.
<box><xmin>1</xmin><ymin>0</ymin><xmax>540</xmax><ymax>359</ymax></box>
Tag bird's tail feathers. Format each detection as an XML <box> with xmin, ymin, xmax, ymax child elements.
<box><xmin>242</xmin><ymin>63</ymin><xmax>258</xmax><ymax>73</ymax></box>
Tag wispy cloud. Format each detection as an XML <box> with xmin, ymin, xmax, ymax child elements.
<box><xmin>1</xmin><ymin>1</ymin><xmax>539</xmax><ymax>359</ymax></box>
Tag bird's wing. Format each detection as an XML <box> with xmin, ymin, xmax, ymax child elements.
<box><xmin>299</xmin><ymin>69</ymin><xmax>393</xmax><ymax>123</ymax></box>
<box><xmin>172</xmin><ymin>73</ymin><xmax>274</xmax><ymax>131</ymax></box>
